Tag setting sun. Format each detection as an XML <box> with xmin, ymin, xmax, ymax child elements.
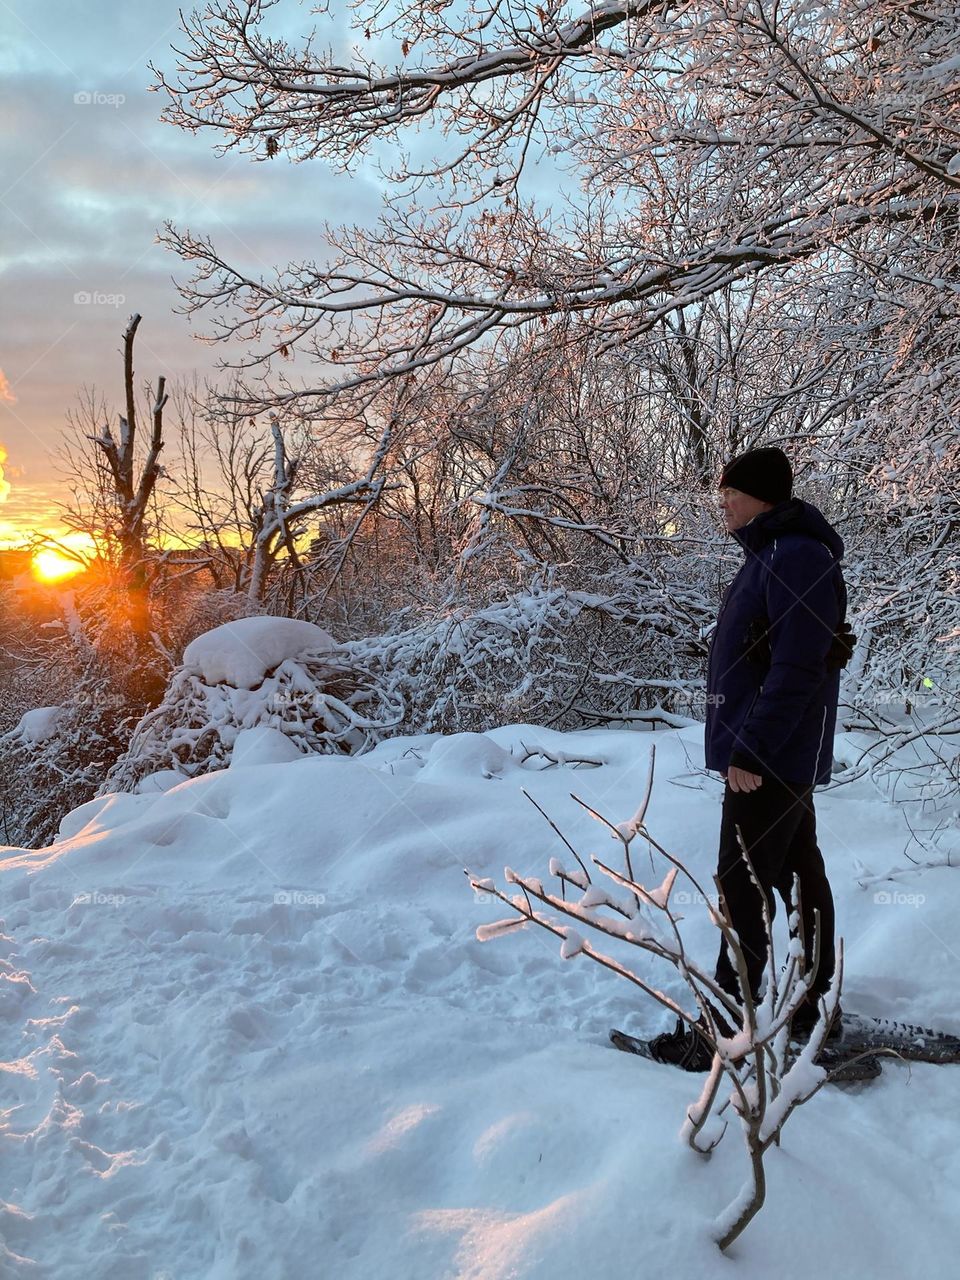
<box><xmin>32</xmin><ymin>547</ymin><xmax>85</xmax><ymax>583</ymax></box>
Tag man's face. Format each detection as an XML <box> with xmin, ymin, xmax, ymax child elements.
<box><xmin>717</xmin><ymin>486</ymin><xmax>773</xmax><ymax>532</ymax></box>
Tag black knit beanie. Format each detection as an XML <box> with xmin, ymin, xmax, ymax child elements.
<box><xmin>718</xmin><ymin>446</ymin><xmax>793</xmax><ymax>504</ymax></box>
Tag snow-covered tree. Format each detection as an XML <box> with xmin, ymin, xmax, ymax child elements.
<box><xmin>153</xmin><ymin>0</ymin><xmax>960</xmax><ymax>411</ymax></box>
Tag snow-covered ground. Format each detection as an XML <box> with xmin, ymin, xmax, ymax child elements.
<box><xmin>2</xmin><ymin>721</ymin><xmax>959</xmax><ymax>1277</ymax></box>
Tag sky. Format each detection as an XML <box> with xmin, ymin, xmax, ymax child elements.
<box><xmin>0</xmin><ymin>0</ymin><xmax>383</xmax><ymax>546</ymax></box>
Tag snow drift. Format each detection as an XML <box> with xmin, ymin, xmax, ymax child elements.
<box><xmin>1</xmin><ymin>721</ymin><xmax>958</xmax><ymax>1276</ymax></box>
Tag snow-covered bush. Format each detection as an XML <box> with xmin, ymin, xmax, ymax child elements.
<box><xmin>342</xmin><ymin>570</ymin><xmax>715</xmax><ymax>738</ymax></box>
<box><xmin>0</xmin><ymin>580</ymin><xmax>167</xmax><ymax>848</ymax></box>
<box><xmin>103</xmin><ymin>616</ymin><xmax>403</xmax><ymax>792</ymax></box>
<box><xmin>0</xmin><ymin>668</ymin><xmax>135</xmax><ymax>848</ymax></box>
<box><xmin>822</xmin><ymin>433</ymin><xmax>960</xmax><ymax>803</ymax></box>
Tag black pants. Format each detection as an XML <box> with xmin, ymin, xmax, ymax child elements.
<box><xmin>714</xmin><ymin>776</ymin><xmax>836</xmax><ymax>1006</ymax></box>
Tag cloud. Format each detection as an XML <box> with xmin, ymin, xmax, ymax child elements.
<box><xmin>0</xmin><ymin>479</ymin><xmax>67</xmax><ymax>543</ymax></box>
<box><xmin>0</xmin><ymin>45</ymin><xmax>381</xmax><ymax>489</ymax></box>
<box><xmin>0</xmin><ymin>445</ymin><xmax>11</xmax><ymax>503</ymax></box>
<box><xmin>0</xmin><ymin>371</ymin><xmax>15</xmax><ymax>405</ymax></box>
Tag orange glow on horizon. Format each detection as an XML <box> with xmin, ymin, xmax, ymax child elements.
<box><xmin>32</xmin><ymin>547</ymin><xmax>86</xmax><ymax>583</ymax></box>
<box><xmin>28</xmin><ymin>532</ymin><xmax>96</xmax><ymax>584</ymax></box>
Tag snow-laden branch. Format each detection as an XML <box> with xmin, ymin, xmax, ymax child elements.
<box><xmin>153</xmin><ymin>0</ymin><xmax>673</xmax><ymax>165</ymax></box>
<box><xmin>159</xmin><ymin>184</ymin><xmax>937</xmax><ymax>398</ymax></box>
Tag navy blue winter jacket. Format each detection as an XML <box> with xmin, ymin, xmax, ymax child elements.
<box><xmin>704</xmin><ymin>498</ymin><xmax>847</xmax><ymax>787</ymax></box>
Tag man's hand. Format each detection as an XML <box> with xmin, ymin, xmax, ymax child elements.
<box><xmin>727</xmin><ymin>765</ymin><xmax>763</xmax><ymax>793</ymax></box>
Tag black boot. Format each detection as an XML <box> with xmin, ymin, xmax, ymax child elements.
<box><xmin>646</xmin><ymin>1016</ymin><xmax>716</xmax><ymax>1072</ymax></box>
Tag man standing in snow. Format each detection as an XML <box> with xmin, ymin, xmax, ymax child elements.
<box><xmin>650</xmin><ymin>446</ymin><xmax>848</xmax><ymax>1070</ymax></box>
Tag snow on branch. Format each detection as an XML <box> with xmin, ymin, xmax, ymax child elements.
<box><xmin>158</xmin><ymin>192</ymin><xmax>943</xmax><ymax>400</ymax></box>
<box><xmin>152</xmin><ymin>0</ymin><xmax>670</xmax><ymax>166</ymax></box>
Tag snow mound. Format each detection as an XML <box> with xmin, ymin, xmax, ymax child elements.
<box><xmin>420</xmin><ymin>732</ymin><xmax>518</xmax><ymax>780</ymax></box>
<box><xmin>11</xmin><ymin>705</ymin><xmax>64</xmax><ymax>744</ymax></box>
<box><xmin>230</xmin><ymin>726</ymin><xmax>304</xmax><ymax>768</ymax></box>
<box><xmin>183</xmin><ymin>617</ymin><xmax>337</xmax><ymax>690</ymax></box>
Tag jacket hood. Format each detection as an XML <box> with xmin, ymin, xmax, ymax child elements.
<box><xmin>732</xmin><ymin>498</ymin><xmax>845</xmax><ymax>559</ymax></box>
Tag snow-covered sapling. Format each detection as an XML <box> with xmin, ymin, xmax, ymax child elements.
<box><xmin>468</xmin><ymin>742</ymin><xmax>862</xmax><ymax>1251</ymax></box>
